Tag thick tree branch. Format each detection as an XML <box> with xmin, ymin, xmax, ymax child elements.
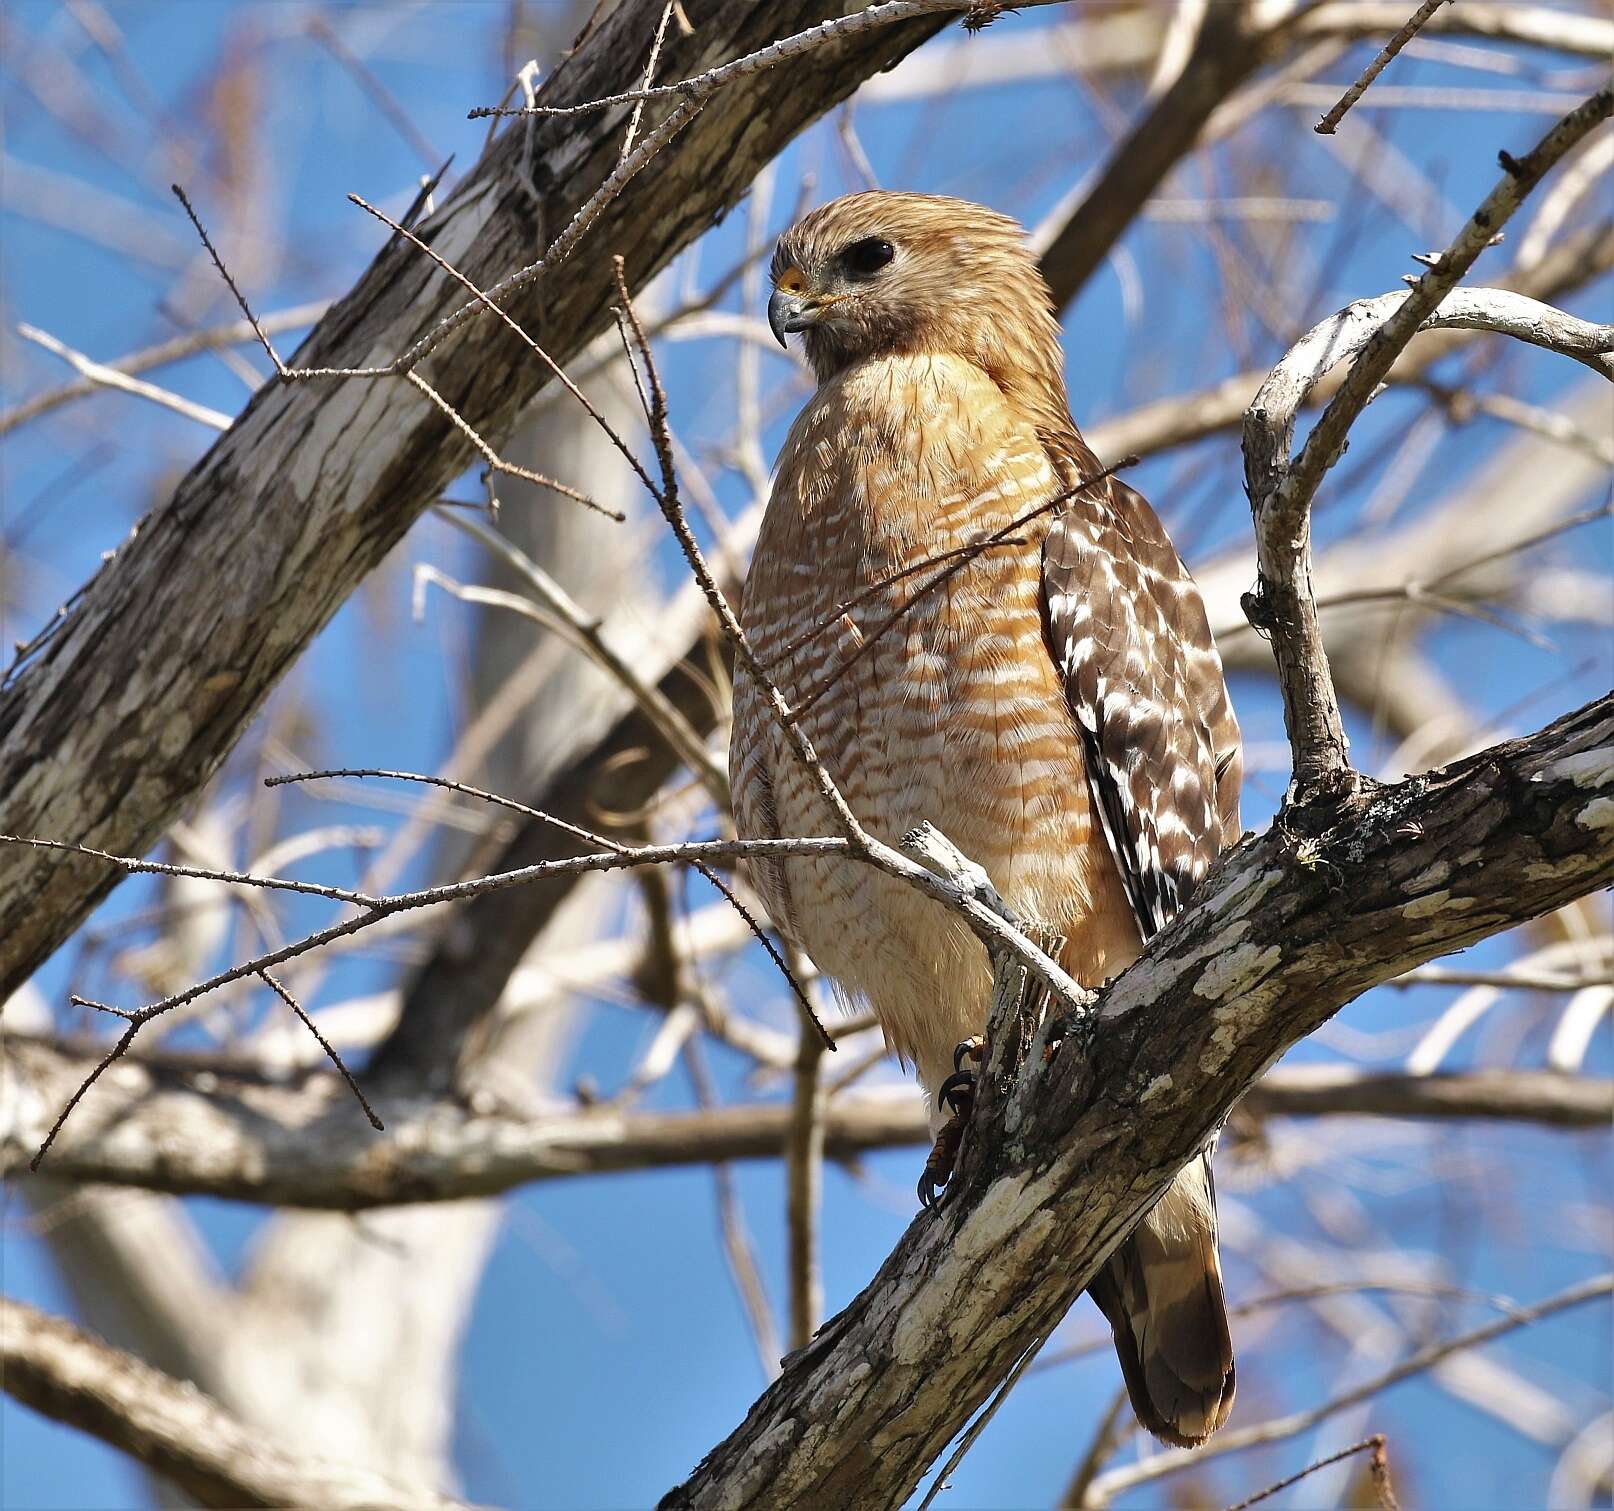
<box><xmin>7</xmin><ymin>1038</ymin><xmax>1605</xmax><ymax>1211</ymax></box>
<box><xmin>0</xmin><ymin>0</ymin><xmax>957</xmax><ymax>1001</ymax></box>
<box><xmin>0</xmin><ymin>1299</ymin><xmax>472</xmax><ymax>1510</ymax></box>
<box><xmin>656</xmin><ymin>692</ymin><xmax>1612</xmax><ymax>1509</ymax></box>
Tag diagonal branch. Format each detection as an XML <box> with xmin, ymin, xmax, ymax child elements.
<box><xmin>0</xmin><ymin>1299</ymin><xmax>473</xmax><ymax>1510</ymax></box>
<box><xmin>0</xmin><ymin>0</ymin><xmax>959</xmax><ymax>1002</ymax></box>
<box><xmin>658</xmin><ymin>692</ymin><xmax>1613</xmax><ymax>1509</ymax></box>
<box><xmin>1242</xmin><ymin>83</ymin><xmax>1612</xmax><ymax>799</ymax></box>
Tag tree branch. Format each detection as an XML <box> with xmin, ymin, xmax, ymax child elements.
<box><xmin>8</xmin><ymin>1037</ymin><xmax>1605</xmax><ymax>1210</ymax></box>
<box><xmin>657</xmin><ymin>692</ymin><xmax>1612</xmax><ymax>1509</ymax></box>
<box><xmin>1244</xmin><ymin>279</ymin><xmax>1614</xmax><ymax>795</ymax></box>
<box><xmin>0</xmin><ymin>1299</ymin><xmax>473</xmax><ymax>1509</ymax></box>
<box><xmin>0</xmin><ymin>0</ymin><xmax>958</xmax><ymax>1001</ymax></box>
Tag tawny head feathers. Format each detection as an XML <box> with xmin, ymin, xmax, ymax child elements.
<box><xmin>769</xmin><ymin>191</ymin><xmax>1070</xmax><ymax>431</ymax></box>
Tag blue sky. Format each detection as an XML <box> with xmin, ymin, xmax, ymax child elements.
<box><xmin>2</xmin><ymin>4</ymin><xmax>1610</xmax><ymax>1508</ymax></box>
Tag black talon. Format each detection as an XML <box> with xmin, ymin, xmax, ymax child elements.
<box><xmin>920</xmin><ymin>1041</ymin><xmax>986</xmax><ymax>1209</ymax></box>
<box><xmin>937</xmin><ymin>1068</ymin><xmax>976</xmax><ymax>1117</ymax></box>
<box><xmin>952</xmin><ymin>1035</ymin><xmax>985</xmax><ymax>1074</ymax></box>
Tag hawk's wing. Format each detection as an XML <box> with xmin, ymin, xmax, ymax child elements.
<box><xmin>1042</xmin><ymin>480</ymin><xmax>1241</xmax><ymax>940</ymax></box>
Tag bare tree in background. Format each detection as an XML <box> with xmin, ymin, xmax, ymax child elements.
<box><xmin>1</xmin><ymin>3</ymin><xmax>1610</xmax><ymax>1508</ymax></box>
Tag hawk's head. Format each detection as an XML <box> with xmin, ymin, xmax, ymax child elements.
<box><xmin>768</xmin><ymin>191</ymin><xmax>1066</xmax><ymax>405</ymax></box>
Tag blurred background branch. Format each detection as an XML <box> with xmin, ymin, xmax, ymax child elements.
<box><xmin>2</xmin><ymin>2</ymin><xmax>1609</xmax><ymax>1507</ymax></box>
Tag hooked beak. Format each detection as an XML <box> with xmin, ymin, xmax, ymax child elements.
<box><xmin>768</xmin><ymin>287</ymin><xmax>809</xmax><ymax>348</ymax></box>
<box><xmin>768</xmin><ymin>287</ymin><xmax>816</xmax><ymax>348</ymax></box>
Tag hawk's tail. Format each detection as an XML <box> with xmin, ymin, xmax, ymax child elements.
<box><xmin>1086</xmin><ymin>1153</ymin><xmax>1235</xmax><ymax>1448</ymax></box>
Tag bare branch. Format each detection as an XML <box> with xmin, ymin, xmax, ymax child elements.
<box><xmin>0</xmin><ymin>299</ymin><xmax>327</xmax><ymax>437</ymax></box>
<box><xmin>0</xmin><ymin>1299</ymin><xmax>472</xmax><ymax>1509</ymax></box>
<box><xmin>1244</xmin><ymin>89</ymin><xmax>1612</xmax><ymax>797</ymax></box>
<box><xmin>14</xmin><ymin>323</ymin><xmax>233</xmax><ymax>432</ymax></box>
<box><xmin>1081</xmin><ymin>1276</ymin><xmax>1611</xmax><ymax>1506</ymax></box>
<box><xmin>1314</xmin><ymin>0</ymin><xmax>1452</xmax><ymax>136</ymax></box>
<box><xmin>9</xmin><ymin>1038</ymin><xmax>1606</xmax><ymax>1210</ymax></box>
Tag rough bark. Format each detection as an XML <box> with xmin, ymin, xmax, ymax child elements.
<box><xmin>659</xmin><ymin>692</ymin><xmax>1614</xmax><ymax>1510</ymax></box>
<box><xmin>0</xmin><ymin>0</ymin><xmax>950</xmax><ymax>1000</ymax></box>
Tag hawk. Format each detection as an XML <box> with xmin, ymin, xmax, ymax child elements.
<box><xmin>729</xmin><ymin>191</ymin><xmax>1241</xmax><ymax>1447</ymax></box>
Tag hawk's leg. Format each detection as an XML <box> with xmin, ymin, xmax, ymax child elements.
<box><xmin>917</xmin><ymin>1037</ymin><xmax>985</xmax><ymax>1209</ymax></box>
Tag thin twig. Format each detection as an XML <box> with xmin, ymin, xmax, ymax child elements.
<box><xmin>0</xmin><ymin>834</ymin><xmax>380</xmax><ymax>907</ymax></box>
<box><xmin>170</xmin><ymin>183</ymin><xmax>287</xmax><ymax>374</ymax></box>
<box><xmin>405</xmin><ymin>371</ymin><xmax>624</xmax><ymax>519</ymax></box>
<box><xmin>264</xmin><ymin>767</ymin><xmax>829</xmax><ymax>1048</ymax></box>
<box><xmin>257</xmin><ymin>970</ymin><xmax>382</xmax><ymax>1130</ymax></box>
<box><xmin>24</xmin><ymin>830</ymin><xmax>855</xmax><ymax>1167</ymax></box>
<box><xmin>1315</xmin><ymin>0</ymin><xmax>1451</xmax><ymax>134</ymax></box>
<box><xmin>348</xmin><ymin>191</ymin><xmax>658</xmax><ymax>502</ymax></box>
<box><xmin>1083</xmin><ymin>1275</ymin><xmax>1612</xmax><ymax>1504</ymax></box>
<box><xmin>621</xmin><ymin>1</ymin><xmax>677</xmax><ymax>162</ymax></box>
<box><xmin>1221</xmin><ymin>1435</ymin><xmax>1397</xmax><ymax>1511</ymax></box>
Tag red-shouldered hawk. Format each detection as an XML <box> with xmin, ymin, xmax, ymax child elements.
<box><xmin>730</xmin><ymin>191</ymin><xmax>1241</xmax><ymax>1447</ymax></box>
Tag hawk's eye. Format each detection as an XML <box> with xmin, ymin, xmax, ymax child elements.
<box><xmin>841</xmin><ymin>237</ymin><xmax>894</xmax><ymax>277</ymax></box>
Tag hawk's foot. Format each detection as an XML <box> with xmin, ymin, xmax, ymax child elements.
<box><xmin>938</xmin><ymin>1035</ymin><xmax>985</xmax><ymax>1116</ymax></box>
<box><xmin>917</xmin><ymin>1037</ymin><xmax>986</xmax><ymax>1210</ymax></box>
<box><xmin>918</xmin><ymin>1114</ymin><xmax>964</xmax><ymax>1210</ymax></box>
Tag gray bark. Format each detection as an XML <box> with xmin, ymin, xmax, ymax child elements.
<box><xmin>0</xmin><ymin>1299</ymin><xmax>472</xmax><ymax>1510</ymax></box>
<box><xmin>0</xmin><ymin>0</ymin><xmax>949</xmax><ymax>1001</ymax></box>
<box><xmin>661</xmin><ymin>692</ymin><xmax>1614</xmax><ymax>1509</ymax></box>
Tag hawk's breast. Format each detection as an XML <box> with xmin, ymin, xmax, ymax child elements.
<box><xmin>731</xmin><ymin>354</ymin><xmax>1139</xmax><ymax>1089</ymax></box>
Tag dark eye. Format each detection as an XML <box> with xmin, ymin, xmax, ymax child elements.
<box><xmin>841</xmin><ymin>236</ymin><xmax>894</xmax><ymax>276</ymax></box>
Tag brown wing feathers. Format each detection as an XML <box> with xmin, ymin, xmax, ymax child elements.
<box><xmin>1041</xmin><ymin>479</ymin><xmax>1234</xmax><ymax>940</ymax></box>
<box><xmin>1041</xmin><ymin>468</ymin><xmax>1241</xmax><ymax>1447</ymax></box>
